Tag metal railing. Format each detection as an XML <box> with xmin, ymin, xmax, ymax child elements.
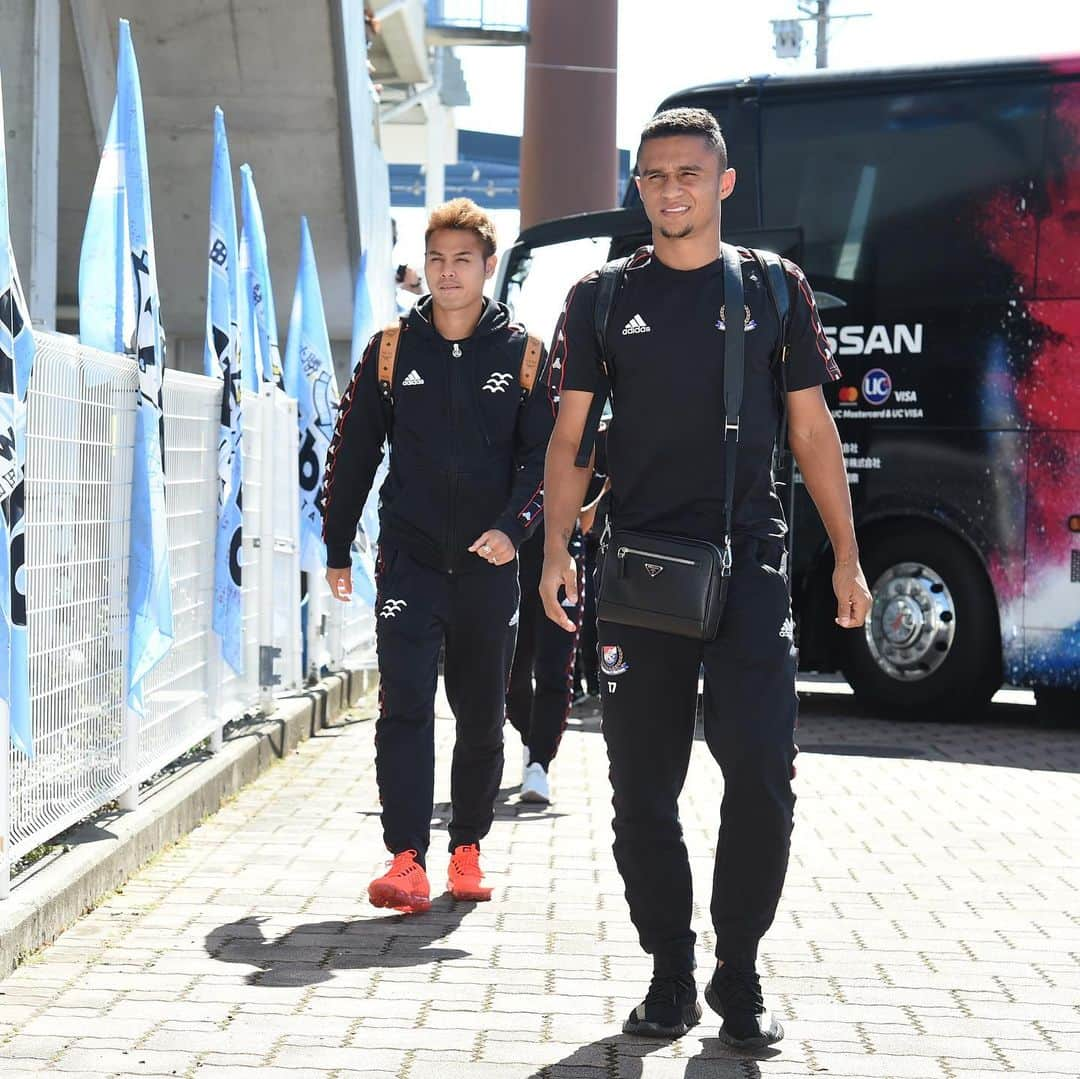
<box><xmin>138</xmin><ymin>371</ymin><xmax>223</xmax><ymax>783</ymax></box>
<box><xmin>0</xmin><ymin>334</ymin><xmax>374</xmax><ymax>896</ymax></box>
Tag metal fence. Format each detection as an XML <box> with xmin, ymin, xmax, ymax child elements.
<box><xmin>0</xmin><ymin>334</ymin><xmax>375</xmax><ymax>896</ymax></box>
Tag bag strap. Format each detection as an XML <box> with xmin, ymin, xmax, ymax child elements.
<box><xmin>750</xmin><ymin>249</ymin><xmax>793</xmax><ymax>470</ymax></box>
<box><xmin>518</xmin><ymin>333</ymin><xmax>544</xmax><ymax>399</ymax></box>
<box><xmin>376</xmin><ymin>321</ymin><xmax>403</xmax><ymax>435</ymax></box>
<box><xmin>720</xmin><ymin>243</ymin><xmax>745</xmax><ymax>576</ymax></box>
<box><xmin>575</xmin><ymin>256</ymin><xmax>628</xmax><ymax>468</ymax></box>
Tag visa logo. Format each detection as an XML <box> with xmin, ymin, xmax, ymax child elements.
<box><xmin>823</xmin><ymin>324</ymin><xmax>923</xmax><ymax>356</ymax></box>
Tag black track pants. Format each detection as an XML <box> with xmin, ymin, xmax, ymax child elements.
<box><xmin>374</xmin><ymin>547</ymin><xmax>519</xmax><ymax>859</ymax></box>
<box><xmin>597</xmin><ymin>538</ymin><xmax>798</xmax><ymax>975</ymax></box>
<box><xmin>506</xmin><ymin>527</ymin><xmax>584</xmax><ymax>769</ymax></box>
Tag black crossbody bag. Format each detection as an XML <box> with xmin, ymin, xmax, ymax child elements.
<box><xmin>584</xmin><ymin>243</ymin><xmax>789</xmax><ymax>641</ymax></box>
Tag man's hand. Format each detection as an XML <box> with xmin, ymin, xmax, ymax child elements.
<box><xmin>326</xmin><ymin>567</ymin><xmax>352</xmax><ymax>603</ymax></box>
<box><xmin>540</xmin><ymin>549</ymin><xmax>578</xmax><ymax>631</ymax></box>
<box><xmin>469</xmin><ymin>529</ymin><xmax>515</xmax><ymax>566</ymax></box>
<box><xmin>833</xmin><ymin>558</ymin><xmax>872</xmax><ymax>628</ymax></box>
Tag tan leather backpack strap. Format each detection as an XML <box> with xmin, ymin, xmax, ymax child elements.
<box><xmin>518</xmin><ymin>334</ymin><xmax>543</xmax><ymax>397</ymax></box>
<box><xmin>377</xmin><ymin>323</ymin><xmax>402</xmax><ymax>396</ymax></box>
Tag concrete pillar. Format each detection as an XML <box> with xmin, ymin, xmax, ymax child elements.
<box><xmin>31</xmin><ymin>0</ymin><xmax>60</xmax><ymax>330</ymax></box>
<box><xmin>519</xmin><ymin>0</ymin><xmax>618</xmax><ymax>230</ymax></box>
<box><xmin>424</xmin><ymin>100</ymin><xmax>446</xmax><ymax>213</ymax></box>
<box><xmin>0</xmin><ymin>0</ymin><xmax>38</xmax><ymax>278</ymax></box>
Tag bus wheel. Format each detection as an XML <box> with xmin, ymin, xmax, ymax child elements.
<box><xmin>839</xmin><ymin>525</ymin><xmax>1001</xmax><ymax>716</ymax></box>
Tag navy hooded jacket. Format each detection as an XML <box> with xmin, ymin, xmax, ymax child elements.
<box><xmin>322</xmin><ymin>295</ymin><xmax>554</xmax><ymax>573</ymax></box>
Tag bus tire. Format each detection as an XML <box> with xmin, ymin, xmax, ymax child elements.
<box><xmin>839</xmin><ymin>524</ymin><xmax>1002</xmax><ymax>716</ymax></box>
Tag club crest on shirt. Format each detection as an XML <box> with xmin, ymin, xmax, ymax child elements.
<box><xmin>715</xmin><ymin>304</ymin><xmax>757</xmax><ymax>332</ymax></box>
<box><xmin>600</xmin><ymin>644</ymin><xmax>630</xmax><ymax>676</ymax></box>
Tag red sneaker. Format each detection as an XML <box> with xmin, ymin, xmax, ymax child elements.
<box><xmin>368</xmin><ymin>850</ymin><xmax>432</xmax><ymax>913</ymax></box>
<box><xmin>447</xmin><ymin>844</ymin><xmax>493</xmax><ymax>901</ymax></box>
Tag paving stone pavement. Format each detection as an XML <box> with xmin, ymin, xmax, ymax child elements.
<box><xmin>1</xmin><ymin>687</ymin><xmax>1078</xmax><ymax>1079</ymax></box>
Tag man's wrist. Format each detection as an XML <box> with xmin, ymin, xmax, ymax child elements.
<box><xmin>544</xmin><ymin>524</ymin><xmax>575</xmax><ymax>557</ymax></box>
<box><xmin>833</xmin><ymin>541</ymin><xmax>859</xmax><ymax>567</ymax></box>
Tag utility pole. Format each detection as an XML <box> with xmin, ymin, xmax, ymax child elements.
<box><xmin>774</xmin><ymin>2</ymin><xmax>870</xmax><ymax>69</ymax></box>
<box><xmin>814</xmin><ymin>0</ymin><xmax>829</xmax><ymax>69</ymax></box>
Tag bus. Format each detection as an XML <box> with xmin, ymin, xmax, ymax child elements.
<box><xmin>498</xmin><ymin>56</ymin><xmax>1080</xmax><ymax>718</ymax></box>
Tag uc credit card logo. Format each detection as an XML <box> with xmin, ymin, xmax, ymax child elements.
<box><xmin>861</xmin><ymin>368</ymin><xmax>892</xmax><ymax>406</ymax></box>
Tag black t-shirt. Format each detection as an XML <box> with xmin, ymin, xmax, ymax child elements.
<box><xmin>550</xmin><ymin>245</ymin><xmax>840</xmax><ymax>543</ymax></box>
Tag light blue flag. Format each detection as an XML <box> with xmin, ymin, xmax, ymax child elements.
<box><xmin>78</xmin><ymin>19</ymin><xmax>173</xmax><ymax>712</ymax></box>
<box><xmin>206</xmin><ymin>108</ymin><xmax>244</xmax><ymax>674</ymax></box>
<box><xmin>236</xmin><ymin>215</ymin><xmax>260</xmax><ymax>397</ymax></box>
<box><xmin>0</xmin><ymin>73</ymin><xmax>36</xmax><ymax>756</ymax></box>
<box><xmin>239</xmin><ymin>165</ymin><xmax>283</xmax><ymax>390</ymax></box>
<box><xmin>350</xmin><ymin>248</ymin><xmax>377</xmax><ymax>373</ymax></box>
<box><xmin>284</xmin><ymin>218</ymin><xmax>339</xmax><ymax>571</ymax></box>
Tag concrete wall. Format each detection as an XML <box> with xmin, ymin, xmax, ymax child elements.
<box><xmin>5</xmin><ymin>0</ymin><xmax>397</xmax><ymax>374</ymax></box>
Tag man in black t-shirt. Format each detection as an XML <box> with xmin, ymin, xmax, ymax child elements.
<box><xmin>540</xmin><ymin>109</ymin><xmax>871</xmax><ymax>1049</ymax></box>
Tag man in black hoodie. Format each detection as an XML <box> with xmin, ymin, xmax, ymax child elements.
<box><xmin>323</xmin><ymin>199</ymin><xmax>553</xmax><ymax>913</ymax></box>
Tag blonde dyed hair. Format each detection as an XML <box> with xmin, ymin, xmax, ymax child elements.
<box><xmin>424</xmin><ymin>198</ymin><xmax>497</xmax><ymax>259</ymax></box>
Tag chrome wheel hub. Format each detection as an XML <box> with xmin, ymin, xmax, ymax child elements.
<box><xmin>865</xmin><ymin>561</ymin><xmax>956</xmax><ymax>682</ymax></box>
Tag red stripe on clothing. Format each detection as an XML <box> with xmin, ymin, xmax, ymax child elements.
<box><xmin>793</xmin><ymin>270</ymin><xmax>836</xmax><ymax>371</ymax></box>
<box><xmin>549</xmin><ymin>278</ymin><xmax>583</xmax><ymax>406</ymax></box>
<box><xmin>321</xmin><ymin>333</ymin><xmax>379</xmax><ymax>540</ymax></box>
<box><xmin>516</xmin><ymin>478</ymin><xmax>545</xmax><ymax>526</ymax></box>
<box><xmin>550</xmin><ymin>538</ymin><xmax>586</xmax><ymax>762</ymax></box>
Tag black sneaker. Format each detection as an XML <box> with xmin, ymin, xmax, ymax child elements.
<box><xmin>622</xmin><ymin>973</ymin><xmax>702</xmax><ymax>1038</ymax></box>
<box><xmin>705</xmin><ymin>964</ymin><xmax>784</xmax><ymax>1048</ymax></box>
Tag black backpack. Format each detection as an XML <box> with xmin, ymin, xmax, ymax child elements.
<box><xmin>574</xmin><ymin>248</ymin><xmax>793</xmax><ymax>470</ymax></box>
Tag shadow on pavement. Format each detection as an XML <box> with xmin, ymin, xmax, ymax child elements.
<box><xmin>793</xmin><ymin>692</ymin><xmax>1080</xmax><ymax>773</ymax></box>
<box><xmin>524</xmin><ymin>1033</ymin><xmax>778</xmax><ymax>1078</ymax></box>
<box><xmin>430</xmin><ymin>786</ymin><xmax>570</xmax><ymax>828</ymax></box>
<box><xmin>205</xmin><ymin>895</ymin><xmax>473</xmax><ymax>987</ymax></box>
<box><xmin>565</xmin><ymin>688</ymin><xmax>1080</xmax><ymax>773</ymax></box>
<box><xmin>356</xmin><ymin>785</ymin><xmax>568</xmax><ymax>829</ymax></box>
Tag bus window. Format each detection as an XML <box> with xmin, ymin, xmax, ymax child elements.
<box><xmin>762</xmin><ymin>83</ymin><xmax>1047</xmax><ymax>307</ymax></box>
<box><xmin>503</xmin><ymin>235</ymin><xmax>614</xmax><ymax>348</ymax></box>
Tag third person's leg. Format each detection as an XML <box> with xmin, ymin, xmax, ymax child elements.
<box><xmin>525</xmin><ymin>526</ymin><xmax>584</xmax><ymax>773</ymax></box>
<box><xmin>506</xmin><ymin>534</ymin><xmax>541</xmax><ymax>770</ymax></box>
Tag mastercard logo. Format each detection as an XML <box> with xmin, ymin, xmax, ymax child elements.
<box><xmin>838</xmin><ymin>386</ymin><xmax>859</xmax><ymax>404</ymax></box>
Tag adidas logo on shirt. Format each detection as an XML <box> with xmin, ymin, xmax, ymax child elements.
<box><xmin>402</xmin><ymin>369</ymin><xmax>425</xmax><ymax>387</ymax></box>
<box><xmin>621</xmin><ymin>314</ymin><xmax>651</xmax><ymax>335</ymax></box>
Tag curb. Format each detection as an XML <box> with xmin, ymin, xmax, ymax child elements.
<box><xmin>0</xmin><ymin>665</ymin><xmax>378</xmax><ymax>980</ymax></box>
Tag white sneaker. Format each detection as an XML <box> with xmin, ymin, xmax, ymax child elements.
<box><xmin>521</xmin><ymin>761</ymin><xmax>551</xmax><ymax>804</ymax></box>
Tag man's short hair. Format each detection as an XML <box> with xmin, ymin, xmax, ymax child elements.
<box><xmin>637</xmin><ymin>107</ymin><xmax>728</xmax><ymax>172</ymax></box>
<box><xmin>425</xmin><ymin>198</ymin><xmax>497</xmax><ymax>260</ymax></box>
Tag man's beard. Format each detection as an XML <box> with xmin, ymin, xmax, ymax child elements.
<box><xmin>658</xmin><ymin>221</ymin><xmax>694</xmax><ymax>240</ymax></box>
